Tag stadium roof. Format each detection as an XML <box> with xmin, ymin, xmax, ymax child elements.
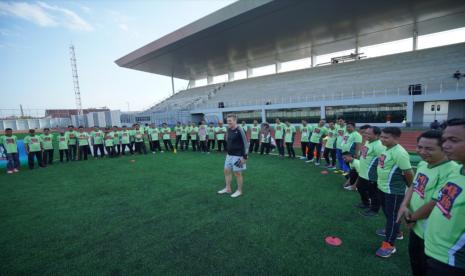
<box><xmin>116</xmin><ymin>0</ymin><xmax>465</xmax><ymax>80</ymax></box>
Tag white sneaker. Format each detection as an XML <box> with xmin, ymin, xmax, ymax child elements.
<box><xmin>160</xmin><ymin>151</ymin><xmax>164</xmax><ymax>153</ymax></box>
<box><xmin>13</xmin><ymin>169</ymin><xmax>19</xmax><ymax>172</ymax></box>
<box><xmin>152</xmin><ymin>151</ymin><xmax>156</xmax><ymax>154</ymax></box>
<box><xmin>305</xmin><ymin>159</ymin><xmax>314</xmax><ymax>163</ymax></box>
<box><xmin>231</xmin><ymin>191</ymin><xmax>242</xmax><ymax>198</ymax></box>
<box><xmin>299</xmin><ymin>156</ymin><xmax>306</xmax><ymax>160</ymax></box>
<box><xmin>217</xmin><ymin>188</ymin><xmax>231</xmax><ymax>194</ymax></box>
<box><xmin>315</xmin><ymin>162</ymin><xmax>320</xmax><ymax>166</ymax></box>
<box><xmin>7</xmin><ymin>170</ymin><xmax>13</xmax><ymax>174</ymax></box>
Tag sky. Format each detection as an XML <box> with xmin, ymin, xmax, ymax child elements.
<box><xmin>1</xmin><ymin>0</ymin><xmax>465</xmax><ymax>115</ymax></box>
<box><xmin>0</xmin><ymin>0</ymin><xmax>236</xmax><ymax>112</ymax></box>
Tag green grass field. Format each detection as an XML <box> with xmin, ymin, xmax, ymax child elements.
<box><xmin>1</xmin><ymin>149</ymin><xmax>412</xmax><ymax>275</ymax></box>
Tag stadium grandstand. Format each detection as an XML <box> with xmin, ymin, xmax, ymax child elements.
<box><xmin>116</xmin><ymin>0</ymin><xmax>465</xmax><ymax>127</ymax></box>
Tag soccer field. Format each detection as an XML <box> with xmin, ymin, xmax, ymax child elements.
<box><xmin>1</xmin><ymin>151</ymin><xmax>411</xmax><ymax>275</ymax></box>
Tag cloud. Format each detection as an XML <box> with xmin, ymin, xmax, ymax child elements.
<box><xmin>118</xmin><ymin>23</ymin><xmax>129</xmax><ymax>32</ymax></box>
<box><xmin>0</xmin><ymin>1</ymin><xmax>93</xmax><ymax>32</ymax></box>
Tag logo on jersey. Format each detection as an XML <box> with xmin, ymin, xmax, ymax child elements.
<box><xmin>60</xmin><ymin>138</ymin><xmax>65</xmax><ymax>142</ymax></box>
<box><xmin>314</xmin><ymin>128</ymin><xmax>321</xmax><ymax>134</ymax></box>
<box><xmin>6</xmin><ymin>138</ymin><xmax>15</xmax><ymax>144</ymax></box>
<box><xmin>338</xmin><ymin>130</ymin><xmax>344</xmax><ymax>136</ymax></box>
<box><xmin>31</xmin><ymin>138</ymin><xmax>38</xmax><ymax>143</ymax></box>
<box><xmin>378</xmin><ymin>154</ymin><xmax>386</xmax><ymax>169</ymax></box>
<box><xmin>413</xmin><ymin>173</ymin><xmax>429</xmax><ymax>199</ymax></box>
<box><xmin>361</xmin><ymin>146</ymin><xmax>368</xmax><ymax>159</ymax></box>
<box><xmin>436</xmin><ymin>182</ymin><xmax>462</xmax><ymax>219</ymax></box>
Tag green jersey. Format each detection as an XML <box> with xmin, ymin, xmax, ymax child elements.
<box><xmin>104</xmin><ymin>133</ymin><xmax>114</xmax><ymax>147</ymax></box>
<box><xmin>174</xmin><ymin>126</ymin><xmax>182</xmax><ymax>136</ymax></box>
<box><xmin>310</xmin><ymin>125</ymin><xmax>328</xmax><ymax>143</ymax></box>
<box><xmin>425</xmin><ymin>165</ymin><xmax>465</xmax><ymax>269</ymax></box>
<box><xmin>133</xmin><ymin>129</ymin><xmax>144</xmax><ymax>142</ymax></box>
<box><xmin>149</xmin><ymin>128</ymin><xmax>160</xmax><ymax>141</ymax></box>
<box><xmin>112</xmin><ymin>131</ymin><xmax>120</xmax><ymax>144</ymax></box>
<box><xmin>284</xmin><ymin>125</ymin><xmax>296</xmax><ymax>143</ymax></box>
<box><xmin>274</xmin><ymin>123</ymin><xmax>286</xmax><ymax>139</ymax></box>
<box><xmin>336</xmin><ymin>125</ymin><xmax>346</xmax><ymax>150</ymax></box>
<box><xmin>162</xmin><ymin>127</ymin><xmax>171</xmax><ymax>140</ymax></box>
<box><xmin>58</xmin><ymin>135</ymin><xmax>68</xmax><ymax>150</ymax></box>
<box><xmin>207</xmin><ymin>127</ymin><xmax>216</xmax><ymax>139</ymax></box>
<box><xmin>216</xmin><ymin>126</ymin><xmax>226</xmax><ymax>140</ymax></box>
<box><xmin>65</xmin><ymin>131</ymin><xmax>78</xmax><ymax>145</ymax></box>
<box><xmin>0</xmin><ymin>135</ymin><xmax>18</xmax><ymax>153</ymax></box>
<box><xmin>190</xmin><ymin>127</ymin><xmax>199</xmax><ymax>140</ymax></box>
<box><xmin>24</xmin><ymin>135</ymin><xmax>42</xmax><ymax>152</ymax></box>
<box><xmin>377</xmin><ymin>144</ymin><xmax>412</xmax><ymax>195</ymax></box>
<box><xmin>90</xmin><ymin>130</ymin><xmax>104</xmax><ymax>145</ymax></box>
<box><xmin>120</xmin><ymin>130</ymin><xmax>131</xmax><ymax>144</ymax></box>
<box><xmin>300</xmin><ymin>125</ymin><xmax>312</xmax><ymax>142</ymax></box>
<box><xmin>359</xmin><ymin>139</ymin><xmax>386</xmax><ymax>181</ymax></box>
<box><xmin>341</xmin><ymin>131</ymin><xmax>363</xmax><ymax>155</ymax></box>
<box><xmin>198</xmin><ymin>125</ymin><xmax>207</xmax><ymax>141</ymax></box>
<box><xmin>250</xmin><ymin>125</ymin><xmax>261</xmax><ymax>140</ymax></box>
<box><xmin>77</xmin><ymin>132</ymin><xmax>89</xmax><ymax>146</ymax></box>
<box><xmin>181</xmin><ymin>127</ymin><xmax>188</xmax><ymax>140</ymax></box>
<box><xmin>325</xmin><ymin>128</ymin><xmax>337</xmax><ymax>149</ymax></box>
<box><xmin>409</xmin><ymin>160</ymin><xmax>459</xmax><ymax>238</ymax></box>
<box><xmin>129</xmin><ymin>129</ymin><xmax>136</xmax><ymax>142</ymax></box>
<box><xmin>349</xmin><ymin>159</ymin><xmax>360</xmax><ymax>173</ymax></box>
<box><xmin>241</xmin><ymin>125</ymin><xmax>248</xmax><ymax>134</ymax></box>
<box><xmin>40</xmin><ymin>134</ymin><xmax>54</xmax><ymax>150</ymax></box>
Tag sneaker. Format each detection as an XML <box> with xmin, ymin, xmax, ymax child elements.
<box><xmin>333</xmin><ymin>170</ymin><xmax>342</xmax><ymax>174</ymax></box>
<box><xmin>328</xmin><ymin>166</ymin><xmax>337</xmax><ymax>170</ymax></box>
<box><xmin>342</xmin><ymin>172</ymin><xmax>349</xmax><ymax>176</ymax></box>
<box><xmin>376</xmin><ymin>229</ymin><xmax>404</xmax><ymax>240</ymax></box>
<box><xmin>152</xmin><ymin>151</ymin><xmax>156</xmax><ymax>154</ymax></box>
<box><xmin>7</xmin><ymin>170</ymin><xmax>13</xmax><ymax>174</ymax></box>
<box><xmin>360</xmin><ymin>209</ymin><xmax>378</xmax><ymax>217</ymax></box>
<box><xmin>344</xmin><ymin>185</ymin><xmax>357</xmax><ymax>191</ymax></box>
<box><xmin>231</xmin><ymin>191</ymin><xmax>242</xmax><ymax>198</ymax></box>
<box><xmin>354</xmin><ymin>203</ymin><xmax>370</xmax><ymax>209</ymax></box>
<box><xmin>376</xmin><ymin>241</ymin><xmax>396</xmax><ymax>258</ymax></box>
<box><xmin>315</xmin><ymin>162</ymin><xmax>320</xmax><ymax>166</ymax></box>
<box><xmin>299</xmin><ymin>156</ymin><xmax>306</xmax><ymax>160</ymax></box>
<box><xmin>160</xmin><ymin>151</ymin><xmax>164</xmax><ymax>153</ymax></box>
<box><xmin>305</xmin><ymin>159</ymin><xmax>314</xmax><ymax>163</ymax></box>
<box><xmin>217</xmin><ymin>188</ymin><xmax>231</xmax><ymax>194</ymax></box>
<box><xmin>13</xmin><ymin>169</ymin><xmax>19</xmax><ymax>173</ymax></box>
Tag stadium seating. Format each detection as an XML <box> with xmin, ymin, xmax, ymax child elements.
<box><xmin>186</xmin><ymin>42</ymin><xmax>464</xmax><ymax>109</ymax></box>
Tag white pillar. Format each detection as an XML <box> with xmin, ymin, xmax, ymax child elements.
<box><xmin>207</xmin><ymin>75</ymin><xmax>213</xmax><ymax>85</ymax></box>
<box><xmin>310</xmin><ymin>48</ymin><xmax>316</xmax><ymax>68</ymax></box>
<box><xmin>406</xmin><ymin>99</ymin><xmax>414</xmax><ymax>124</ymax></box>
<box><xmin>320</xmin><ymin>105</ymin><xmax>326</xmax><ymax>119</ymax></box>
<box><xmin>228</xmin><ymin>72</ymin><xmax>234</xmax><ymax>82</ymax></box>
<box><xmin>261</xmin><ymin>108</ymin><xmax>266</xmax><ymax>123</ymax></box>
<box><xmin>275</xmin><ymin>62</ymin><xmax>281</xmax><ymax>74</ymax></box>
<box><xmin>246</xmin><ymin>67</ymin><xmax>253</xmax><ymax>78</ymax></box>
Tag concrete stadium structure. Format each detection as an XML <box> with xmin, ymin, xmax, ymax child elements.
<box><xmin>117</xmin><ymin>0</ymin><xmax>465</xmax><ymax>126</ymax></box>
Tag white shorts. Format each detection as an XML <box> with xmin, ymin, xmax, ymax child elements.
<box><xmin>224</xmin><ymin>154</ymin><xmax>246</xmax><ymax>172</ymax></box>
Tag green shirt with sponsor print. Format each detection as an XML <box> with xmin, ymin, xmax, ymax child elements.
<box><xmin>41</xmin><ymin>133</ymin><xmax>54</xmax><ymax>150</ymax></box>
<box><xmin>181</xmin><ymin>127</ymin><xmax>188</xmax><ymax>140</ymax></box>
<box><xmin>425</xmin><ymin>164</ymin><xmax>465</xmax><ymax>269</ymax></box>
<box><xmin>341</xmin><ymin>131</ymin><xmax>363</xmax><ymax>155</ymax></box>
<box><xmin>274</xmin><ymin>123</ymin><xmax>286</xmax><ymax>139</ymax></box>
<box><xmin>120</xmin><ymin>130</ymin><xmax>131</xmax><ymax>144</ymax></box>
<box><xmin>90</xmin><ymin>130</ymin><xmax>104</xmax><ymax>145</ymax></box>
<box><xmin>65</xmin><ymin>131</ymin><xmax>78</xmax><ymax>145</ymax></box>
<box><xmin>409</xmin><ymin>160</ymin><xmax>459</xmax><ymax>239</ymax></box>
<box><xmin>162</xmin><ymin>127</ymin><xmax>171</xmax><ymax>140</ymax></box>
<box><xmin>336</xmin><ymin>125</ymin><xmax>346</xmax><ymax>150</ymax></box>
<box><xmin>250</xmin><ymin>125</ymin><xmax>261</xmax><ymax>140</ymax></box>
<box><xmin>284</xmin><ymin>125</ymin><xmax>296</xmax><ymax>143</ymax></box>
<box><xmin>325</xmin><ymin>128</ymin><xmax>337</xmax><ymax>149</ymax></box>
<box><xmin>77</xmin><ymin>132</ymin><xmax>90</xmax><ymax>146</ymax></box>
<box><xmin>57</xmin><ymin>135</ymin><xmax>68</xmax><ymax>150</ymax></box>
<box><xmin>300</xmin><ymin>125</ymin><xmax>313</xmax><ymax>142</ymax></box>
<box><xmin>149</xmin><ymin>128</ymin><xmax>160</xmax><ymax>141</ymax></box>
<box><xmin>377</xmin><ymin>144</ymin><xmax>412</xmax><ymax>195</ymax></box>
<box><xmin>1</xmin><ymin>135</ymin><xmax>18</xmax><ymax>153</ymax></box>
<box><xmin>310</xmin><ymin>125</ymin><xmax>328</xmax><ymax>143</ymax></box>
<box><xmin>133</xmin><ymin>129</ymin><xmax>144</xmax><ymax>142</ymax></box>
<box><xmin>174</xmin><ymin>126</ymin><xmax>182</xmax><ymax>136</ymax></box>
<box><xmin>359</xmin><ymin>139</ymin><xmax>386</xmax><ymax>181</ymax></box>
<box><xmin>190</xmin><ymin>127</ymin><xmax>199</xmax><ymax>140</ymax></box>
<box><xmin>215</xmin><ymin>126</ymin><xmax>227</xmax><ymax>140</ymax></box>
<box><xmin>24</xmin><ymin>135</ymin><xmax>42</xmax><ymax>152</ymax></box>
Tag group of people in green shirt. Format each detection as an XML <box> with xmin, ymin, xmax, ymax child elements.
<box><xmin>341</xmin><ymin>119</ymin><xmax>465</xmax><ymax>276</ymax></box>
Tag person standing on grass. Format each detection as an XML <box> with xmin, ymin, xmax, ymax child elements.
<box><xmin>422</xmin><ymin>118</ymin><xmax>465</xmax><ymax>275</ymax></box>
<box><xmin>248</xmin><ymin>120</ymin><xmax>261</xmax><ymax>153</ymax></box>
<box><xmin>133</xmin><ymin>124</ymin><xmax>147</xmax><ymax>154</ymax></box>
<box><xmin>180</xmin><ymin>124</ymin><xmax>188</xmax><ymax>151</ymax></box>
<box><xmin>375</xmin><ymin>127</ymin><xmax>413</xmax><ymax>258</ymax></box>
<box><xmin>57</xmin><ymin>131</ymin><xmax>69</xmax><ymax>162</ymax></box>
<box><xmin>284</xmin><ymin>121</ymin><xmax>296</xmax><ymax>158</ymax></box>
<box><xmin>174</xmin><ymin>122</ymin><xmax>182</xmax><ymax>150</ymax></box>
<box><xmin>299</xmin><ymin>120</ymin><xmax>312</xmax><ymax>160</ymax></box>
<box><xmin>198</xmin><ymin>121</ymin><xmax>208</xmax><ymax>153</ymax></box>
<box><xmin>274</xmin><ymin>118</ymin><xmax>286</xmax><ymax>157</ymax></box>
<box><xmin>161</xmin><ymin>123</ymin><xmax>174</xmax><ymax>152</ymax></box>
<box><xmin>307</xmin><ymin>119</ymin><xmax>327</xmax><ymax>165</ymax></box>
<box><xmin>323</xmin><ymin>121</ymin><xmax>337</xmax><ymax>169</ymax></box>
<box><xmin>358</xmin><ymin>125</ymin><xmax>386</xmax><ymax>217</ymax></box>
<box><xmin>120</xmin><ymin>126</ymin><xmax>133</xmax><ymax>155</ymax></box>
<box><xmin>218</xmin><ymin>114</ymin><xmax>248</xmax><ymax>198</ymax></box>
<box><xmin>24</xmin><ymin>129</ymin><xmax>44</xmax><ymax>169</ymax></box>
<box><xmin>104</xmin><ymin>129</ymin><xmax>115</xmax><ymax>157</ymax></box>
<box><xmin>113</xmin><ymin>126</ymin><xmax>121</xmax><ymax>156</ymax></box>
<box><xmin>190</xmin><ymin>122</ymin><xmax>199</xmax><ymax>152</ymax></box>
<box><xmin>216</xmin><ymin>121</ymin><xmax>227</xmax><ymax>152</ymax></box>
<box><xmin>395</xmin><ymin>130</ymin><xmax>458</xmax><ymax>276</ymax></box>
<box><xmin>149</xmin><ymin>124</ymin><xmax>162</xmax><ymax>154</ymax></box>
<box><xmin>207</xmin><ymin>122</ymin><xmax>216</xmax><ymax>151</ymax></box>
<box><xmin>0</xmin><ymin>128</ymin><xmax>20</xmax><ymax>174</ymax></box>
<box><xmin>90</xmin><ymin>126</ymin><xmax>105</xmax><ymax>158</ymax></box>
<box><xmin>259</xmin><ymin>123</ymin><xmax>271</xmax><ymax>155</ymax></box>
<box><xmin>341</xmin><ymin>122</ymin><xmax>363</xmax><ymax>191</ymax></box>
<box><xmin>77</xmin><ymin>126</ymin><xmax>90</xmax><ymax>161</ymax></box>
<box><xmin>41</xmin><ymin>128</ymin><xmax>54</xmax><ymax>165</ymax></box>
<box><xmin>66</xmin><ymin>125</ymin><xmax>78</xmax><ymax>161</ymax></box>
<box><xmin>335</xmin><ymin>118</ymin><xmax>348</xmax><ymax>174</ymax></box>
<box><xmin>186</xmin><ymin>121</ymin><xmax>192</xmax><ymax>150</ymax></box>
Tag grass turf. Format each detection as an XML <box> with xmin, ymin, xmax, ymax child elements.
<box><xmin>0</xmin><ymin>150</ymin><xmax>411</xmax><ymax>275</ymax></box>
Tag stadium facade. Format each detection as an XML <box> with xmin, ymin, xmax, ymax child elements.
<box><xmin>116</xmin><ymin>0</ymin><xmax>465</xmax><ymax>127</ymax></box>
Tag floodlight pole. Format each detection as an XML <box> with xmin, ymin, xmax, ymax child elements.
<box><xmin>69</xmin><ymin>44</ymin><xmax>83</xmax><ymax>119</ymax></box>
